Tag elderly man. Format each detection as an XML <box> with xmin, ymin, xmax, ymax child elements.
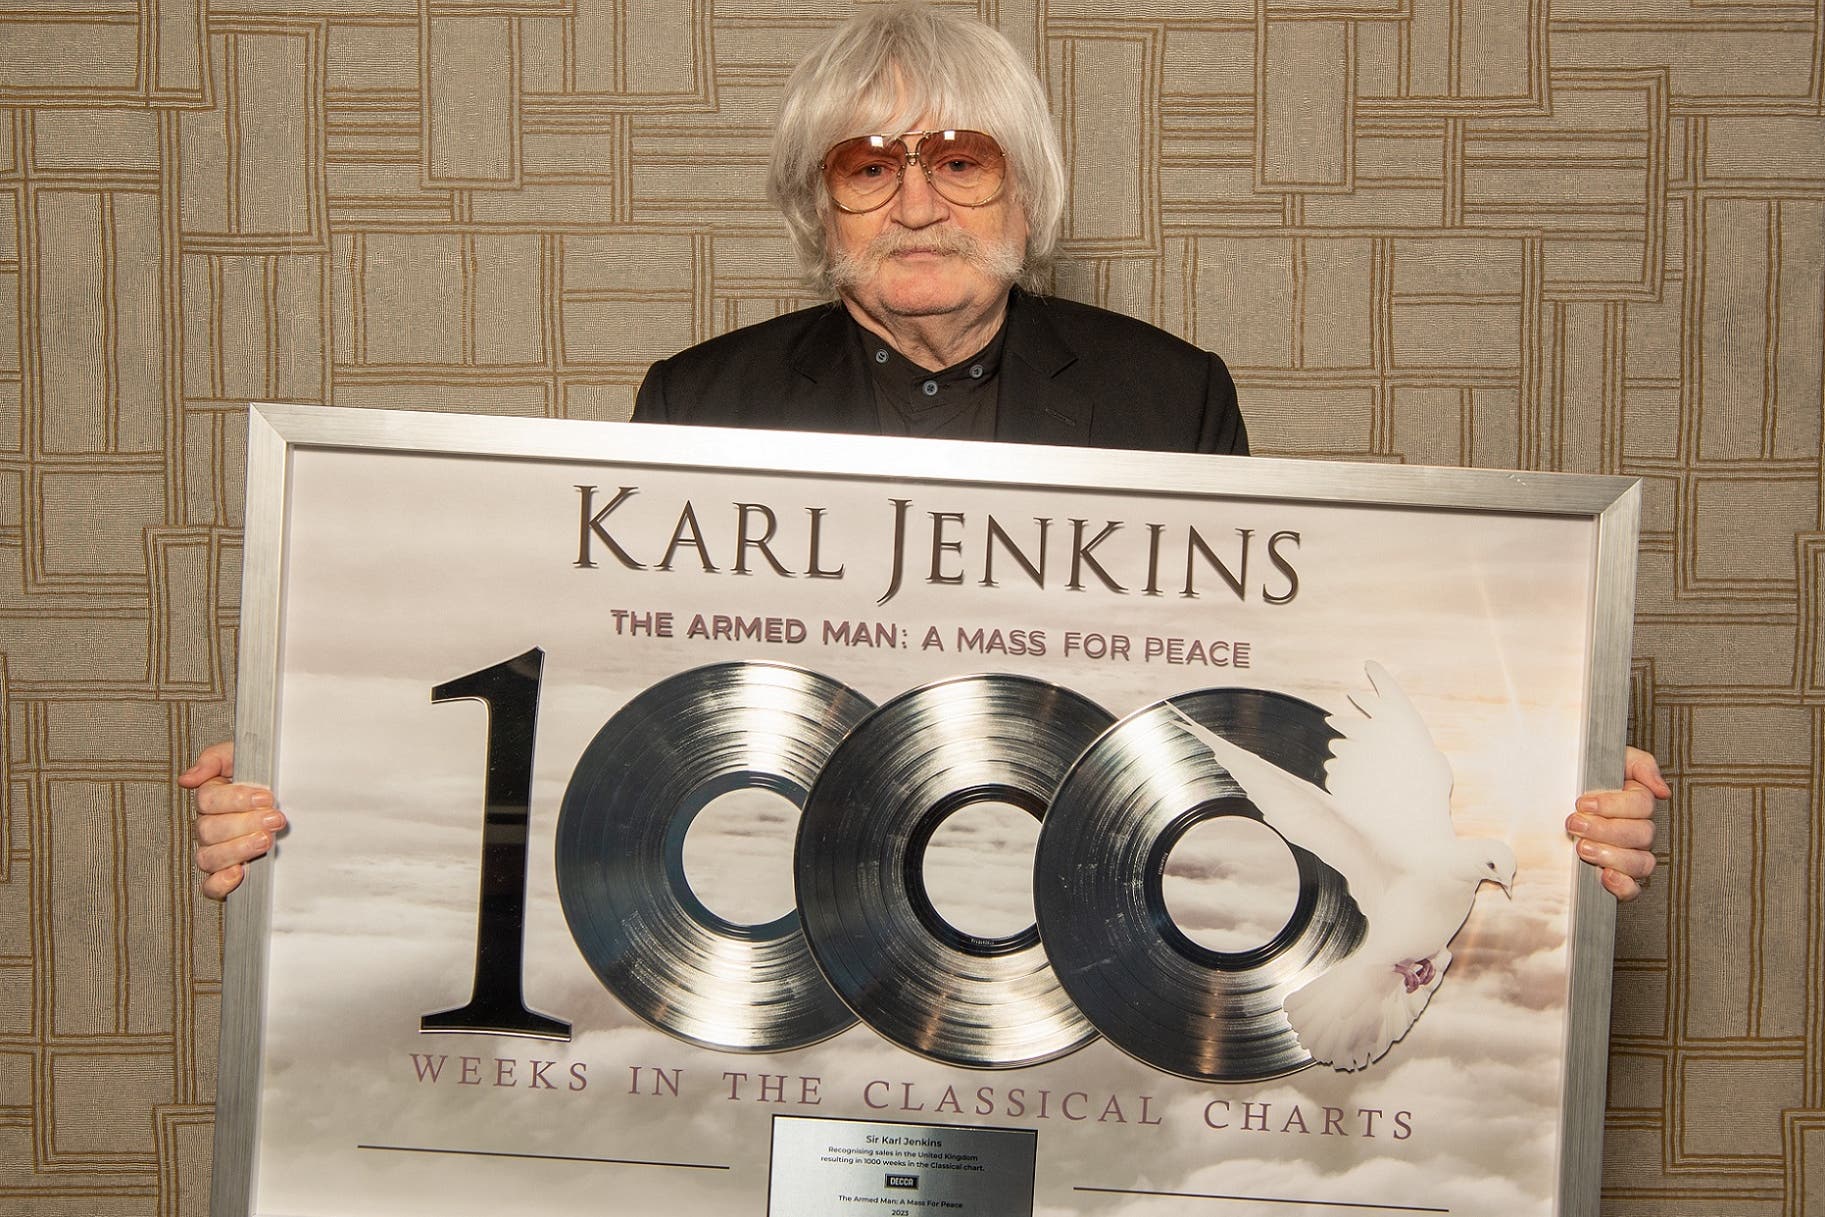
<box><xmin>631</xmin><ymin>5</ymin><xmax>1242</xmax><ymax>453</ymax></box>
<box><xmin>187</xmin><ymin>2</ymin><xmax>1665</xmax><ymax>899</ymax></box>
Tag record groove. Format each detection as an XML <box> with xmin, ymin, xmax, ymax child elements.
<box><xmin>795</xmin><ymin>673</ymin><xmax>1113</xmax><ymax>1069</ymax></box>
<box><xmin>1035</xmin><ymin>689</ymin><xmax>1368</xmax><ymax>1081</ymax></box>
<box><xmin>555</xmin><ymin>661</ymin><xmax>874</xmax><ymax>1052</ymax></box>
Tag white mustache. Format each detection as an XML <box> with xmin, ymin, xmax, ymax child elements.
<box><xmin>867</xmin><ymin>227</ymin><xmax>986</xmax><ymax>258</ymax></box>
<box><xmin>831</xmin><ymin>226</ymin><xmax>1024</xmax><ymax>288</ymax></box>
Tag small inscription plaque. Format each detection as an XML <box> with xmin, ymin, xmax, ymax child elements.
<box><xmin>767</xmin><ymin>1115</ymin><xmax>1037</xmax><ymax>1216</ymax></box>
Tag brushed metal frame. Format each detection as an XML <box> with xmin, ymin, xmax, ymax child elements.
<box><xmin>215</xmin><ymin>401</ymin><xmax>1642</xmax><ymax>1217</ymax></box>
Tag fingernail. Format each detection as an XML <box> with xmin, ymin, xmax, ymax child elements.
<box><xmin>1577</xmin><ymin>839</ymin><xmax>1598</xmax><ymax>859</ymax></box>
<box><xmin>1567</xmin><ymin>814</ymin><xmax>1589</xmax><ymax>835</ymax></box>
<box><xmin>251</xmin><ymin>831</ymin><xmax>271</xmax><ymax>851</ymax></box>
<box><xmin>1576</xmin><ymin>795</ymin><xmax>1597</xmax><ymax>814</ymax></box>
<box><xmin>261</xmin><ymin>811</ymin><xmax>286</xmax><ymax>830</ymax></box>
<box><xmin>250</xmin><ymin>791</ymin><xmax>274</xmax><ymax>810</ymax></box>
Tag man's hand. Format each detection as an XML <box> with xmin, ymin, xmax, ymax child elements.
<box><xmin>1568</xmin><ymin>746</ymin><xmax>1668</xmax><ymax>903</ymax></box>
<box><xmin>181</xmin><ymin>741</ymin><xmax>285</xmax><ymax>900</ymax></box>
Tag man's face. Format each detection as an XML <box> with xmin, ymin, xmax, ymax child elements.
<box><xmin>824</xmin><ymin>120</ymin><xmax>1029</xmax><ymax>327</ymax></box>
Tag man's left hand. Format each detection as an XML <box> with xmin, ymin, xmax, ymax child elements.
<box><xmin>1569</xmin><ymin>746</ymin><xmax>1669</xmax><ymax>903</ymax></box>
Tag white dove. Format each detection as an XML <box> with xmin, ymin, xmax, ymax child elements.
<box><xmin>1170</xmin><ymin>661</ymin><xmax>1516</xmax><ymax>1071</ymax></box>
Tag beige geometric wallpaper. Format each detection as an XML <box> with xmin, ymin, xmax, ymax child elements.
<box><xmin>0</xmin><ymin>0</ymin><xmax>1820</xmax><ymax>1213</ymax></box>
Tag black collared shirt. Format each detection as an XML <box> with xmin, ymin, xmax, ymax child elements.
<box><xmin>863</xmin><ymin>314</ymin><xmax>1008</xmax><ymax>441</ymax></box>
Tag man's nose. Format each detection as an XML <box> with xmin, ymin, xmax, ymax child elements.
<box><xmin>889</xmin><ymin>159</ymin><xmax>948</xmax><ymax>227</ymax></box>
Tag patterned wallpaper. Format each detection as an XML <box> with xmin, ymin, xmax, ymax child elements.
<box><xmin>0</xmin><ymin>0</ymin><xmax>1821</xmax><ymax>1213</ymax></box>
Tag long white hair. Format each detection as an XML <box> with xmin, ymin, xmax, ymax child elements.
<box><xmin>766</xmin><ymin>3</ymin><xmax>1067</xmax><ymax>291</ymax></box>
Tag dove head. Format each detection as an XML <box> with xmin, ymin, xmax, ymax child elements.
<box><xmin>1460</xmin><ymin>838</ymin><xmax>1518</xmax><ymax>896</ymax></box>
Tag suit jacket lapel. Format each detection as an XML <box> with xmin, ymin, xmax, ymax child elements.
<box><xmin>786</xmin><ymin>304</ymin><xmax>879</xmax><ymax>435</ymax></box>
<box><xmin>998</xmin><ymin>290</ymin><xmax>1092</xmax><ymax>447</ymax></box>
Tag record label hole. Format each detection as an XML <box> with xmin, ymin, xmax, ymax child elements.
<box><xmin>921</xmin><ymin>801</ymin><xmax>1040</xmax><ymax>941</ymax></box>
<box><xmin>681</xmin><ymin>787</ymin><xmax>800</xmax><ymax>928</ymax></box>
<box><xmin>1162</xmin><ymin>816</ymin><xmax>1301</xmax><ymax>954</ymax></box>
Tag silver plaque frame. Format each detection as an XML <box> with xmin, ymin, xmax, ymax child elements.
<box><xmin>216</xmin><ymin>401</ymin><xmax>1640</xmax><ymax>1217</ymax></box>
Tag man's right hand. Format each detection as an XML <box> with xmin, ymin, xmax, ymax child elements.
<box><xmin>181</xmin><ymin>741</ymin><xmax>285</xmax><ymax>900</ymax></box>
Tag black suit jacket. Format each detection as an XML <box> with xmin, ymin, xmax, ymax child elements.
<box><xmin>632</xmin><ymin>290</ymin><xmax>1248</xmax><ymax>456</ymax></box>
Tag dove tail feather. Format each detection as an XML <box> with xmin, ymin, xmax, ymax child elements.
<box><xmin>1283</xmin><ymin>948</ymin><xmax>1453</xmax><ymax>1072</ymax></box>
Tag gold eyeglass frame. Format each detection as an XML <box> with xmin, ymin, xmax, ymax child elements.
<box><xmin>819</xmin><ymin>129</ymin><xmax>1009</xmax><ymax>214</ymax></box>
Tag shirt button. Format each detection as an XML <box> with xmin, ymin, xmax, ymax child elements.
<box><xmin>969</xmin><ymin>364</ymin><xmax>984</xmax><ymax>379</ymax></box>
<box><xmin>875</xmin><ymin>349</ymin><xmax>889</xmax><ymax>364</ymax></box>
<box><xmin>923</xmin><ymin>380</ymin><xmax>938</xmax><ymax>396</ymax></box>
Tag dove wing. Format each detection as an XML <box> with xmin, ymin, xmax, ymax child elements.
<box><xmin>1324</xmin><ymin>661</ymin><xmax>1460</xmax><ymax>856</ymax></box>
<box><xmin>1169</xmin><ymin>707</ymin><xmax>1394</xmax><ymax>919</ymax></box>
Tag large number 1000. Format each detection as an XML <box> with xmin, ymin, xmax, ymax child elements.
<box><xmin>418</xmin><ymin>646</ymin><xmax>1360</xmax><ymax>1082</ymax></box>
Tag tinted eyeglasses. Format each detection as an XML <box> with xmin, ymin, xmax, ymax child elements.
<box><xmin>820</xmin><ymin>129</ymin><xmax>1008</xmax><ymax>214</ymax></box>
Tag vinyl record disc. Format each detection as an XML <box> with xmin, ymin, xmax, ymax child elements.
<box><xmin>1034</xmin><ymin>689</ymin><xmax>1367</xmax><ymax>1082</ymax></box>
<box><xmin>555</xmin><ymin>662</ymin><xmax>874</xmax><ymax>1052</ymax></box>
<box><xmin>795</xmin><ymin>673</ymin><xmax>1113</xmax><ymax>1069</ymax></box>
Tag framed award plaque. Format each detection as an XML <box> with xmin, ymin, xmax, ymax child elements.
<box><xmin>213</xmin><ymin>402</ymin><xmax>1641</xmax><ymax>1217</ymax></box>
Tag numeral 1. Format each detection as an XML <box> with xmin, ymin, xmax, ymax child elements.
<box><xmin>420</xmin><ymin>647</ymin><xmax>571</xmax><ymax>1040</ymax></box>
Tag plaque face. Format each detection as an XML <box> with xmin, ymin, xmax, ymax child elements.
<box><xmin>215</xmin><ymin>403</ymin><xmax>1641</xmax><ymax>1217</ymax></box>
<box><xmin>767</xmin><ymin>1117</ymin><xmax>1037</xmax><ymax>1216</ymax></box>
